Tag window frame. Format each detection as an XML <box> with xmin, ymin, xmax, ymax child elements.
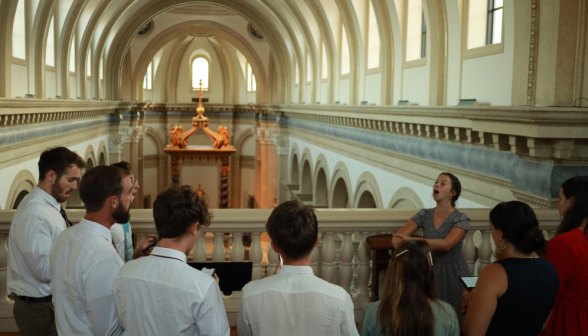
<box><xmin>486</xmin><ymin>0</ymin><xmax>504</xmax><ymax>45</ymax></box>
<box><xmin>44</xmin><ymin>13</ymin><xmax>57</xmax><ymax>71</ymax></box>
<box><xmin>143</xmin><ymin>61</ymin><xmax>153</xmax><ymax>91</ymax></box>
<box><xmin>462</xmin><ymin>0</ymin><xmax>504</xmax><ymax>60</ymax></box>
<box><xmin>321</xmin><ymin>42</ymin><xmax>329</xmax><ymax>81</ymax></box>
<box><xmin>11</xmin><ymin>0</ymin><xmax>28</xmax><ymax>65</ymax></box>
<box><xmin>189</xmin><ymin>55</ymin><xmax>211</xmax><ymax>92</ymax></box>
<box><xmin>403</xmin><ymin>0</ymin><xmax>427</xmax><ymax>69</ymax></box>
<box><xmin>340</xmin><ymin>22</ymin><xmax>351</xmax><ymax>79</ymax></box>
<box><xmin>306</xmin><ymin>52</ymin><xmax>312</xmax><ymax>84</ymax></box>
<box><xmin>246</xmin><ymin>62</ymin><xmax>256</xmax><ymax>92</ymax></box>
<box><xmin>365</xmin><ymin>0</ymin><xmax>381</xmax><ymax>74</ymax></box>
<box><xmin>86</xmin><ymin>48</ymin><xmax>92</xmax><ymax>80</ymax></box>
<box><xmin>68</xmin><ymin>34</ymin><xmax>76</xmax><ymax>75</ymax></box>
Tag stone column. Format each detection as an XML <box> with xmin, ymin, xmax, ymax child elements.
<box><xmin>254</xmin><ymin>128</ymin><xmax>263</xmax><ymax>208</ymax></box>
<box><xmin>273</xmin><ymin>130</ymin><xmax>290</xmax><ymax>205</ymax></box>
<box><xmin>219</xmin><ymin>156</ymin><xmax>230</xmax><ymax>208</ymax></box>
<box><xmin>120</xmin><ymin>125</ymin><xmax>144</xmax><ymax>209</ymax></box>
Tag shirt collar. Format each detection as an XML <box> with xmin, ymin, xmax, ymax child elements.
<box><xmin>150</xmin><ymin>247</ymin><xmax>187</xmax><ymax>263</ymax></box>
<box><xmin>79</xmin><ymin>218</ymin><xmax>114</xmax><ymax>242</ymax></box>
<box><xmin>278</xmin><ymin>265</ymin><xmax>314</xmax><ymax>275</ymax></box>
<box><xmin>33</xmin><ymin>185</ymin><xmax>61</xmax><ymax>211</ymax></box>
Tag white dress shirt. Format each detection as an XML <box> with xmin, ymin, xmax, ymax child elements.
<box><xmin>110</xmin><ymin>223</ymin><xmax>127</xmax><ymax>262</ymax></box>
<box><xmin>7</xmin><ymin>186</ymin><xmax>67</xmax><ymax>298</ymax></box>
<box><xmin>112</xmin><ymin>247</ymin><xmax>230</xmax><ymax>336</ymax></box>
<box><xmin>50</xmin><ymin>218</ymin><xmax>125</xmax><ymax>336</ymax></box>
<box><xmin>237</xmin><ymin>265</ymin><xmax>359</xmax><ymax>336</ymax></box>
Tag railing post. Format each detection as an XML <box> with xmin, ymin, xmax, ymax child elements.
<box><xmin>250</xmin><ymin>233</ymin><xmax>263</xmax><ymax>280</ymax></box>
<box><xmin>321</xmin><ymin>232</ymin><xmax>336</xmax><ymax>283</ymax></box>
<box><xmin>0</xmin><ymin>235</ymin><xmax>7</xmax><ymax>304</ymax></box>
<box><xmin>478</xmin><ymin>230</ymin><xmax>492</xmax><ymax>274</ymax></box>
<box><xmin>212</xmin><ymin>232</ymin><xmax>226</xmax><ymax>262</ymax></box>
<box><xmin>339</xmin><ymin>232</ymin><xmax>354</xmax><ymax>293</ymax></box>
<box><xmin>358</xmin><ymin>232</ymin><xmax>371</xmax><ymax>297</ymax></box>
<box><xmin>193</xmin><ymin>233</ymin><xmax>207</xmax><ymax>262</ymax></box>
<box><xmin>267</xmin><ymin>239</ymin><xmax>278</xmax><ymax>275</ymax></box>
<box><xmin>462</xmin><ymin>231</ymin><xmax>476</xmax><ymax>276</ymax></box>
<box><xmin>231</xmin><ymin>232</ymin><xmax>244</xmax><ymax>262</ymax></box>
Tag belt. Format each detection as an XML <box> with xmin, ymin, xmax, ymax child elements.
<box><xmin>17</xmin><ymin>295</ymin><xmax>52</xmax><ymax>303</ymax></box>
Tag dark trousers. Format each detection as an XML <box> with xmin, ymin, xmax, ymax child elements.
<box><xmin>13</xmin><ymin>298</ymin><xmax>57</xmax><ymax>336</ymax></box>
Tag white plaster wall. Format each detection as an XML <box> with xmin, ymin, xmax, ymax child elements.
<box><xmin>365</xmin><ymin>73</ymin><xmax>381</xmax><ymax>105</ymax></box>
<box><xmin>320</xmin><ymin>82</ymin><xmax>328</xmax><ymax>104</ymax></box>
<box><xmin>292</xmin><ymin>86</ymin><xmax>299</xmax><ymax>104</ymax></box>
<box><xmin>86</xmin><ymin>78</ymin><xmax>92</xmax><ymax>99</ymax></box>
<box><xmin>176</xmin><ymin>40</ymin><xmax>224</xmax><ymax>103</ymax></box>
<box><xmin>445</xmin><ymin>0</ymin><xmax>462</xmax><ymax>106</ymax></box>
<box><xmin>240</xmin><ymin>168</ymin><xmax>255</xmax><ymax>208</ymax></box>
<box><xmin>305</xmin><ymin>84</ymin><xmax>312</xmax><ymax>104</ymax></box>
<box><xmin>143</xmin><ymin>167</ymin><xmax>158</xmax><ymax>208</ymax></box>
<box><xmin>339</xmin><ymin>78</ymin><xmax>350</xmax><ymax>104</ymax></box>
<box><xmin>246</xmin><ymin>92</ymin><xmax>256</xmax><ymax>103</ymax></box>
<box><xmin>288</xmin><ymin>136</ymin><xmax>487</xmax><ymax>209</ymax></box>
<box><xmin>0</xmin><ymin>134</ymin><xmax>110</xmax><ymax>209</ymax></box>
<box><xmin>143</xmin><ymin>90</ymin><xmax>153</xmax><ymax>102</ymax></box>
<box><xmin>143</xmin><ymin>135</ymin><xmax>158</xmax><ymax>155</ymax></box>
<box><xmin>46</xmin><ymin>71</ymin><xmax>57</xmax><ymax>99</ymax></box>
<box><xmin>69</xmin><ymin>75</ymin><xmax>77</xmax><ymax>99</ymax></box>
<box><xmin>402</xmin><ymin>66</ymin><xmax>429</xmax><ymax>105</ymax></box>
<box><xmin>180</xmin><ymin>163</ymin><xmax>219</xmax><ymax>208</ymax></box>
<box><xmin>11</xmin><ymin>64</ymin><xmax>28</xmax><ymax>98</ymax></box>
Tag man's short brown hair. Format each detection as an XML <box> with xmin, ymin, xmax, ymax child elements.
<box><xmin>265</xmin><ymin>200</ymin><xmax>318</xmax><ymax>260</ymax></box>
<box><xmin>80</xmin><ymin>166</ymin><xmax>126</xmax><ymax>213</ymax></box>
<box><xmin>153</xmin><ymin>186</ymin><xmax>212</xmax><ymax>240</ymax></box>
<box><xmin>38</xmin><ymin>147</ymin><xmax>86</xmax><ymax>181</ymax></box>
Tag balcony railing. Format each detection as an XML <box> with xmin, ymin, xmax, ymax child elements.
<box><xmin>0</xmin><ymin>208</ymin><xmax>560</xmax><ymax>330</ymax></box>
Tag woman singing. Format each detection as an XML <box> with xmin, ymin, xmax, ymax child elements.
<box><xmin>392</xmin><ymin>172</ymin><xmax>470</xmax><ymax>324</ymax></box>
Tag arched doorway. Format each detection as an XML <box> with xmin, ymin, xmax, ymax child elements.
<box><xmin>290</xmin><ymin>154</ymin><xmax>299</xmax><ymax>185</ymax></box>
<box><xmin>12</xmin><ymin>190</ymin><xmax>29</xmax><ymax>209</ymax></box>
<box><xmin>300</xmin><ymin>161</ymin><xmax>312</xmax><ymax>193</ymax></box>
<box><xmin>314</xmin><ymin>168</ymin><xmax>328</xmax><ymax>207</ymax></box>
<box><xmin>99</xmin><ymin>152</ymin><xmax>106</xmax><ymax>166</ymax></box>
<box><xmin>357</xmin><ymin>191</ymin><xmax>377</xmax><ymax>208</ymax></box>
<box><xmin>331</xmin><ymin>178</ymin><xmax>349</xmax><ymax>208</ymax></box>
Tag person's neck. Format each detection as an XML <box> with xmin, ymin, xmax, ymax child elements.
<box><xmin>435</xmin><ymin>200</ymin><xmax>454</xmax><ymax>214</ymax></box>
<box><xmin>503</xmin><ymin>246</ymin><xmax>533</xmax><ymax>259</ymax></box>
<box><xmin>157</xmin><ymin>238</ymin><xmax>191</xmax><ymax>256</ymax></box>
<box><xmin>84</xmin><ymin>212</ymin><xmax>116</xmax><ymax>230</ymax></box>
<box><xmin>579</xmin><ymin>219</ymin><xmax>588</xmax><ymax>230</ymax></box>
<box><xmin>37</xmin><ymin>182</ymin><xmax>57</xmax><ymax>202</ymax></box>
<box><xmin>282</xmin><ymin>255</ymin><xmax>311</xmax><ymax>267</ymax></box>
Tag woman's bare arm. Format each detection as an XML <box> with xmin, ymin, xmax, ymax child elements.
<box><xmin>391</xmin><ymin>220</ymin><xmax>420</xmax><ymax>248</ymax></box>
<box><xmin>393</xmin><ymin>227</ymin><xmax>467</xmax><ymax>252</ymax></box>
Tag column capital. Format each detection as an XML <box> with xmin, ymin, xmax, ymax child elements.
<box><xmin>120</xmin><ymin>126</ymin><xmax>144</xmax><ymax>143</ymax></box>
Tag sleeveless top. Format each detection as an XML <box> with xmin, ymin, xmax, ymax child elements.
<box><xmin>486</xmin><ymin>258</ymin><xmax>559</xmax><ymax>336</ymax></box>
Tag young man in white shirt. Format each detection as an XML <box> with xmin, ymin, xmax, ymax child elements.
<box><xmin>7</xmin><ymin>147</ymin><xmax>85</xmax><ymax>336</ymax></box>
<box><xmin>237</xmin><ymin>201</ymin><xmax>359</xmax><ymax>336</ymax></box>
<box><xmin>112</xmin><ymin>185</ymin><xmax>230</xmax><ymax>336</ymax></box>
<box><xmin>50</xmin><ymin>165</ymin><xmax>134</xmax><ymax>336</ymax></box>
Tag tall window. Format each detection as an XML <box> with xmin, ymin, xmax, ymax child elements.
<box><xmin>246</xmin><ymin>63</ymin><xmax>256</xmax><ymax>92</ymax></box>
<box><xmin>143</xmin><ymin>61</ymin><xmax>152</xmax><ymax>90</ymax></box>
<box><xmin>306</xmin><ymin>53</ymin><xmax>312</xmax><ymax>83</ymax></box>
<box><xmin>421</xmin><ymin>13</ymin><xmax>426</xmax><ymax>58</ymax></box>
<box><xmin>46</xmin><ymin>16</ymin><xmax>55</xmax><ymax>66</ymax></box>
<box><xmin>191</xmin><ymin>57</ymin><xmax>209</xmax><ymax>90</ymax></box>
<box><xmin>367</xmin><ymin>1</ymin><xmax>381</xmax><ymax>69</ymax></box>
<box><xmin>341</xmin><ymin>25</ymin><xmax>350</xmax><ymax>75</ymax></box>
<box><xmin>99</xmin><ymin>56</ymin><xmax>103</xmax><ymax>80</ymax></box>
<box><xmin>321</xmin><ymin>43</ymin><xmax>328</xmax><ymax>79</ymax></box>
<box><xmin>295</xmin><ymin>62</ymin><xmax>300</xmax><ymax>85</ymax></box>
<box><xmin>405</xmin><ymin>0</ymin><xmax>424</xmax><ymax>61</ymax></box>
<box><xmin>86</xmin><ymin>51</ymin><xmax>92</xmax><ymax>77</ymax></box>
<box><xmin>12</xmin><ymin>0</ymin><xmax>26</xmax><ymax>60</ymax></box>
<box><xmin>487</xmin><ymin>0</ymin><xmax>503</xmax><ymax>45</ymax></box>
<box><xmin>69</xmin><ymin>35</ymin><xmax>76</xmax><ymax>73</ymax></box>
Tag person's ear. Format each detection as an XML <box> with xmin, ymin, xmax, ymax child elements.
<box><xmin>46</xmin><ymin>170</ymin><xmax>56</xmax><ymax>183</ymax></box>
<box><xmin>271</xmin><ymin>241</ymin><xmax>281</xmax><ymax>253</ymax></box>
<box><xmin>110</xmin><ymin>195</ymin><xmax>118</xmax><ymax>209</ymax></box>
<box><xmin>314</xmin><ymin>235</ymin><xmax>319</xmax><ymax>248</ymax></box>
<box><xmin>190</xmin><ymin>222</ymin><xmax>200</xmax><ymax>239</ymax></box>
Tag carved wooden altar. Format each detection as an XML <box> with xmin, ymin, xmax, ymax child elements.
<box><xmin>164</xmin><ymin>80</ymin><xmax>236</xmax><ymax>208</ymax></box>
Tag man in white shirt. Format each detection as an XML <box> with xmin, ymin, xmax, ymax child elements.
<box><xmin>112</xmin><ymin>185</ymin><xmax>230</xmax><ymax>336</ymax></box>
<box><xmin>7</xmin><ymin>147</ymin><xmax>85</xmax><ymax>336</ymax></box>
<box><xmin>237</xmin><ymin>201</ymin><xmax>359</xmax><ymax>336</ymax></box>
<box><xmin>50</xmin><ymin>165</ymin><xmax>134</xmax><ymax>336</ymax></box>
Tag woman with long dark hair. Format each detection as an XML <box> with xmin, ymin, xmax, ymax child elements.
<box><xmin>359</xmin><ymin>239</ymin><xmax>459</xmax><ymax>336</ymax></box>
<box><xmin>541</xmin><ymin>176</ymin><xmax>588</xmax><ymax>335</ymax></box>
<box><xmin>392</xmin><ymin>172</ymin><xmax>470</xmax><ymax>323</ymax></box>
<box><xmin>462</xmin><ymin>201</ymin><xmax>559</xmax><ymax>336</ymax></box>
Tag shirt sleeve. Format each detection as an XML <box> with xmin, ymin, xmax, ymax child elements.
<box><xmin>16</xmin><ymin>211</ymin><xmax>56</xmax><ymax>284</ymax></box>
<box><xmin>340</xmin><ymin>293</ymin><xmax>360</xmax><ymax>336</ymax></box>
<box><xmin>237</xmin><ymin>291</ymin><xmax>253</xmax><ymax>336</ymax></box>
<box><xmin>110</xmin><ymin>224</ymin><xmax>126</xmax><ymax>261</ymax></box>
<box><xmin>358</xmin><ymin>303</ymin><xmax>376</xmax><ymax>336</ymax></box>
<box><xmin>411</xmin><ymin>209</ymin><xmax>427</xmax><ymax>228</ymax></box>
<box><xmin>194</xmin><ymin>280</ymin><xmax>230</xmax><ymax>336</ymax></box>
<box><xmin>452</xmin><ymin>213</ymin><xmax>471</xmax><ymax>232</ymax></box>
<box><xmin>84</xmin><ymin>256</ymin><xmax>125</xmax><ymax>336</ymax></box>
<box><xmin>546</xmin><ymin>236</ymin><xmax>576</xmax><ymax>291</ymax></box>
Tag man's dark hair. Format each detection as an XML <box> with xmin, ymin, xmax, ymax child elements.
<box><xmin>490</xmin><ymin>201</ymin><xmax>545</xmax><ymax>254</ymax></box>
<box><xmin>153</xmin><ymin>185</ymin><xmax>212</xmax><ymax>240</ymax></box>
<box><xmin>38</xmin><ymin>147</ymin><xmax>86</xmax><ymax>181</ymax></box>
<box><xmin>79</xmin><ymin>166</ymin><xmax>126</xmax><ymax>213</ymax></box>
<box><xmin>266</xmin><ymin>200</ymin><xmax>318</xmax><ymax>260</ymax></box>
<box><xmin>110</xmin><ymin>161</ymin><xmax>132</xmax><ymax>174</ymax></box>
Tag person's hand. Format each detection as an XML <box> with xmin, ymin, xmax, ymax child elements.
<box><xmin>273</xmin><ymin>259</ymin><xmax>282</xmax><ymax>275</ymax></box>
<box><xmin>139</xmin><ymin>238</ymin><xmax>154</xmax><ymax>256</ymax></box>
<box><xmin>461</xmin><ymin>289</ymin><xmax>471</xmax><ymax>316</ymax></box>
<box><xmin>213</xmin><ymin>273</ymin><xmax>220</xmax><ymax>284</ymax></box>
<box><xmin>392</xmin><ymin>233</ymin><xmax>412</xmax><ymax>242</ymax></box>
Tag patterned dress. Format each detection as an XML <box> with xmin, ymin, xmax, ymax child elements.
<box><xmin>411</xmin><ymin>208</ymin><xmax>471</xmax><ymax>325</ymax></box>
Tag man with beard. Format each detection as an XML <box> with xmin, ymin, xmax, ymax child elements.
<box><xmin>50</xmin><ymin>165</ymin><xmax>134</xmax><ymax>336</ymax></box>
<box><xmin>7</xmin><ymin>147</ymin><xmax>85</xmax><ymax>336</ymax></box>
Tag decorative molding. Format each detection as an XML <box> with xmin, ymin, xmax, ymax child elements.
<box><xmin>527</xmin><ymin>0</ymin><xmax>540</xmax><ymax>106</ymax></box>
<box><xmin>108</xmin><ymin>133</ymin><xmax>128</xmax><ymax>154</ymax></box>
<box><xmin>511</xmin><ymin>189</ymin><xmax>557</xmax><ymax>208</ymax></box>
<box><xmin>273</xmin><ymin>134</ymin><xmax>289</xmax><ymax>155</ymax></box>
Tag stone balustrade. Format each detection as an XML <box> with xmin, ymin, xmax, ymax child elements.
<box><xmin>0</xmin><ymin>208</ymin><xmax>561</xmax><ymax>329</ymax></box>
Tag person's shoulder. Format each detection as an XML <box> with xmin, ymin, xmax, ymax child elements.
<box><xmin>453</xmin><ymin>209</ymin><xmax>470</xmax><ymax>221</ymax></box>
<box><xmin>309</xmin><ymin>276</ymin><xmax>350</xmax><ymax>302</ymax></box>
<box><xmin>362</xmin><ymin>300</ymin><xmax>380</xmax><ymax>315</ymax></box>
<box><xmin>241</xmin><ymin>275</ymin><xmax>275</xmax><ymax>296</ymax></box>
<box><xmin>431</xmin><ymin>300</ymin><xmax>455</xmax><ymax>315</ymax></box>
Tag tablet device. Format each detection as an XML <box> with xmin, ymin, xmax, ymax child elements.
<box><xmin>189</xmin><ymin>262</ymin><xmax>253</xmax><ymax>292</ymax></box>
<box><xmin>142</xmin><ymin>240</ymin><xmax>157</xmax><ymax>253</ymax></box>
<box><xmin>460</xmin><ymin>276</ymin><xmax>478</xmax><ymax>290</ymax></box>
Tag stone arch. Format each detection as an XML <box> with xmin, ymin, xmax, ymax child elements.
<box><xmin>388</xmin><ymin>186</ymin><xmax>425</xmax><ymax>209</ymax></box>
<box><xmin>97</xmin><ymin>140</ymin><xmax>108</xmax><ymax>166</ymax></box>
<box><xmin>84</xmin><ymin>145</ymin><xmax>96</xmax><ymax>170</ymax></box>
<box><xmin>299</xmin><ymin>149</ymin><xmax>314</xmax><ymax>193</ymax></box>
<box><xmin>329</xmin><ymin>162</ymin><xmax>353</xmax><ymax>208</ymax></box>
<box><xmin>144</xmin><ymin>126</ymin><xmax>166</xmax><ymax>156</ymax></box>
<box><xmin>352</xmin><ymin>171</ymin><xmax>383</xmax><ymax>208</ymax></box>
<box><xmin>6</xmin><ymin>169</ymin><xmax>36</xmax><ymax>210</ymax></box>
<box><xmin>313</xmin><ymin>154</ymin><xmax>330</xmax><ymax>206</ymax></box>
<box><xmin>234</xmin><ymin>127</ymin><xmax>256</xmax><ymax>155</ymax></box>
<box><xmin>290</xmin><ymin>144</ymin><xmax>301</xmax><ymax>185</ymax></box>
<box><xmin>0</xmin><ymin>0</ymin><xmax>18</xmax><ymax>97</ymax></box>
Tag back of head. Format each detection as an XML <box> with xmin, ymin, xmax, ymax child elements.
<box><xmin>489</xmin><ymin>201</ymin><xmax>545</xmax><ymax>254</ymax></box>
<box><xmin>38</xmin><ymin>147</ymin><xmax>86</xmax><ymax>180</ymax></box>
<box><xmin>110</xmin><ymin>161</ymin><xmax>132</xmax><ymax>173</ymax></box>
<box><xmin>557</xmin><ymin>176</ymin><xmax>588</xmax><ymax>239</ymax></box>
<box><xmin>379</xmin><ymin>240</ymin><xmax>436</xmax><ymax>336</ymax></box>
<box><xmin>153</xmin><ymin>185</ymin><xmax>212</xmax><ymax>239</ymax></box>
<box><xmin>265</xmin><ymin>200</ymin><xmax>318</xmax><ymax>260</ymax></box>
<box><xmin>80</xmin><ymin>166</ymin><xmax>126</xmax><ymax>213</ymax></box>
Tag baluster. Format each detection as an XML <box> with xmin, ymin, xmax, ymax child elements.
<box><xmin>477</xmin><ymin>230</ymin><xmax>492</xmax><ymax>274</ymax></box>
<box><xmin>321</xmin><ymin>232</ymin><xmax>336</xmax><ymax>283</ymax></box>
<box><xmin>250</xmin><ymin>233</ymin><xmax>263</xmax><ymax>280</ymax></box>
<box><xmin>231</xmin><ymin>232</ymin><xmax>244</xmax><ymax>262</ymax></box>
<box><xmin>310</xmin><ymin>246</ymin><xmax>319</xmax><ymax>276</ymax></box>
<box><xmin>351</xmin><ymin>232</ymin><xmax>360</xmax><ymax>294</ymax></box>
<box><xmin>0</xmin><ymin>235</ymin><xmax>7</xmax><ymax>304</ymax></box>
<box><xmin>267</xmin><ymin>240</ymin><xmax>278</xmax><ymax>275</ymax></box>
<box><xmin>462</xmin><ymin>231</ymin><xmax>476</xmax><ymax>276</ymax></box>
<box><xmin>358</xmin><ymin>232</ymin><xmax>371</xmax><ymax>297</ymax></box>
<box><xmin>339</xmin><ymin>232</ymin><xmax>354</xmax><ymax>293</ymax></box>
<box><xmin>193</xmin><ymin>233</ymin><xmax>207</xmax><ymax>262</ymax></box>
<box><xmin>212</xmin><ymin>232</ymin><xmax>226</xmax><ymax>262</ymax></box>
